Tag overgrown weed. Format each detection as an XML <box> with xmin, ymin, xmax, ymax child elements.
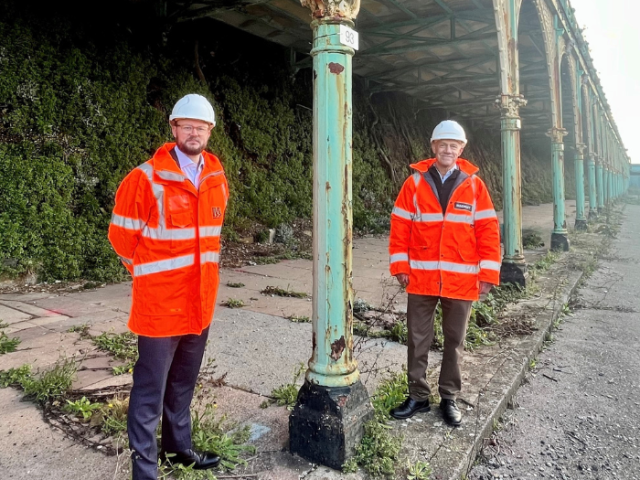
<box><xmin>268</xmin><ymin>363</ymin><xmax>305</xmax><ymax>409</ymax></box>
<box><xmin>92</xmin><ymin>331</ymin><xmax>138</xmax><ymax>375</ymax></box>
<box><xmin>261</xmin><ymin>285</ymin><xmax>307</xmax><ymax>298</ymax></box>
<box><xmin>21</xmin><ymin>357</ymin><xmax>77</xmax><ymax>403</ymax></box>
<box><xmin>0</xmin><ymin>330</ymin><xmax>21</xmax><ymax>354</ymax></box>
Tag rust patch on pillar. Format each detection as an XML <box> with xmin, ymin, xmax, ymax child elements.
<box><xmin>330</xmin><ymin>335</ymin><xmax>346</xmax><ymax>361</ymax></box>
<box><xmin>328</xmin><ymin>62</ymin><xmax>344</xmax><ymax>74</ymax></box>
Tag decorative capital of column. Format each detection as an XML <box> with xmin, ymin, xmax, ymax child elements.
<box><xmin>300</xmin><ymin>0</ymin><xmax>360</xmax><ymax>20</ymax></box>
<box><xmin>495</xmin><ymin>94</ymin><xmax>527</xmax><ymax>119</ymax></box>
<box><xmin>576</xmin><ymin>143</ymin><xmax>587</xmax><ymax>158</ymax></box>
<box><xmin>546</xmin><ymin>127</ymin><xmax>568</xmax><ymax>144</ymax></box>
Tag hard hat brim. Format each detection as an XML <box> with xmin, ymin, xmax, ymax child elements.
<box><xmin>169</xmin><ymin>115</ymin><xmax>216</xmax><ymax>127</ymax></box>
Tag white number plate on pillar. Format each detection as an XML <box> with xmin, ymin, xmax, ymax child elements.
<box><xmin>340</xmin><ymin>25</ymin><xmax>359</xmax><ymax>50</ymax></box>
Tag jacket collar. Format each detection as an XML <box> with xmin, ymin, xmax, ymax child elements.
<box><xmin>410</xmin><ymin>158</ymin><xmax>479</xmax><ymax>176</ymax></box>
<box><xmin>150</xmin><ymin>143</ymin><xmax>224</xmax><ymax>188</ymax></box>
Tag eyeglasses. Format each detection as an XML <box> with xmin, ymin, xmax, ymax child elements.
<box><xmin>176</xmin><ymin>124</ymin><xmax>210</xmax><ymax>135</ymax></box>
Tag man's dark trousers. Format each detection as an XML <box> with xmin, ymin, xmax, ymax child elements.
<box><xmin>128</xmin><ymin>327</ymin><xmax>210</xmax><ymax>480</ymax></box>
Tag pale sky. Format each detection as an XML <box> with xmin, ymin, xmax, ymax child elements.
<box><xmin>572</xmin><ymin>0</ymin><xmax>640</xmax><ymax>164</ymax></box>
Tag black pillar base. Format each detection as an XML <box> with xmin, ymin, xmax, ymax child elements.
<box><xmin>500</xmin><ymin>262</ymin><xmax>527</xmax><ymax>288</ymax></box>
<box><xmin>574</xmin><ymin>219</ymin><xmax>588</xmax><ymax>231</ymax></box>
<box><xmin>551</xmin><ymin>232</ymin><xmax>570</xmax><ymax>251</ymax></box>
<box><xmin>588</xmin><ymin>210</ymin><xmax>598</xmax><ymax>221</ymax></box>
<box><xmin>289</xmin><ymin>379</ymin><xmax>373</xmax><ymax>470</ymax></box>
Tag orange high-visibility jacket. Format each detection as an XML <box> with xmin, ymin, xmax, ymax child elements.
<box><xmin>389</xmin><ymin>158</ymin><xmax>501</xmax><ymax>301</ymax></box>
<box><xmin>108</xmin><ymin>143</ymin><xmax>229</xmax><ymax>337</ymax></box>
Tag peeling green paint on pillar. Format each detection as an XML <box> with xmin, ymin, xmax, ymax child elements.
<box><xmin>588</xmin><ymin>154</ymin><xmax>597</xmax><ymax>218</ymax></box>
<box><xmin>574</xmin><ymin>144</ymin><xmax>587</xmax><ymax>230</ymax></box>
<box><xmin>289</xmin><ymin>0</ymin><xmax>373</xmax><ymax>470</ymax></box>
<box><xmin>549</xmin><ymin>127</ymin><xmax>569</xmax><ymax>251</ymax></box>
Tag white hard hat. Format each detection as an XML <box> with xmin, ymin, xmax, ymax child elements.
<box><xmin>170</xmin><ymin>94</ymin><xmax>216</xmax><ymax>126</ymax></box>
<box><xmin>431</xmin><ymin>120</ymin><xmax>467</xmax><ymax>145</ymax></box>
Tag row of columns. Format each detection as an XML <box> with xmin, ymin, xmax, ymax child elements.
<box><xmin>286</xmin><ymin>0</ymin><xmax>631</xmax><ymax>469</ymax></box>
<box><xmin>498</xmin><ymin>0</ymin><xmax>630</xmax><ymax>285</ymax></box>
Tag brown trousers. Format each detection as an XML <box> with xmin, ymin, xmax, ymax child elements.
<box><xmin>407</xmin><ymin>294</ymin><xmax>472</xmax><ymax>401</ymax></box>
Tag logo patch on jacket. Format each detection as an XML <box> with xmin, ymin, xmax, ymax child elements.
<box><xmin>212</xmin><ymin>207</ymin><xmax>222</xmax><ymax>218</ymax></box>
<box><xmin>454</xmin><ymin>202</ymin><xmax>472</xmax><ymax>212</ymax></box>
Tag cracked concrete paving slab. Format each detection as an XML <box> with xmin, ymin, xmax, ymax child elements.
<box><xmin>0</xmin><ymin>388</ymin><xmax>129</xmax><ymax>480</ymax></box>
<box><xmin>205</xmin><ymin>308</ymin><xmax>407</xmax><ymax>398</ymax></box>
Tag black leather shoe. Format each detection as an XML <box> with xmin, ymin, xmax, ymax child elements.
<box><xmin>390</xmin><ymin>397</ymin><xmax>430</xmax><ymax>419</ymax></box>
<box><xmin>160</xmin><ymin>449</ymin><xmax>221</xmax><ymax>470</ymax></box>
<box><xmin>440</xmin><ymin>399</ymin><xmax>462</xmax><ymax>426</ymax></box>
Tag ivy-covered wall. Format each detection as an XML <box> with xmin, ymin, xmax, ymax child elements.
<box><xmin>0</xmin><ymin>1</ymin><xmax>568</xmax><ymax>282</ymax></box>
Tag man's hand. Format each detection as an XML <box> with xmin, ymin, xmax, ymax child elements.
<box><xmin>395</xmin><ymin>273</ymin><xmax>409</xmax><ymax>288</ymax></box>
<box><xmin>478</xmin><ymin>281</ymin><xmax>493</xmax><ymax>301</ymax></box>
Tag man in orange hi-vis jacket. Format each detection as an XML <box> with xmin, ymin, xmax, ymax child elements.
<box><xmin>109</xmin><ymin>94</ymin><xmax>228</xmax><ymax>480</ymax></box>
<box><xmin>388</xmin><ymin>120</ymin><xmax>501</xmax><ymax>426</ymax></box>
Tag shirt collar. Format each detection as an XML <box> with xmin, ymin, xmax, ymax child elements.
<box><xmin>174</xmin><ymin>146</ymin><xmax>203</xmax><ymax>172</ymax></box>
<box><xmin>437</xmin><ymin>163</ymin><xmax>458</xmax><ymax>181</ymax></box>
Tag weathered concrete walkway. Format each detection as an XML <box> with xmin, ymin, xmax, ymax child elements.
<box><xmin>0</xmin><ymin>200</ymin><xmax>588</xmax><ymax>480</ymax></box>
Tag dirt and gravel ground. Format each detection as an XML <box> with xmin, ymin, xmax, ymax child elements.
<box><xmin>468</xmin><ymin>204</ymin><xmax>640</xmax><ymax>480</ymax></box>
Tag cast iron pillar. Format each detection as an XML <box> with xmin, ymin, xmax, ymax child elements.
<box><xmin>289</xmin><ymin>0</ymin><xmax>373</xmax><ymax>470</ymax></box>
<box><xmin>587</xmin><ymin>153</ymin><xmax>597</xmax><ymax>220</ymax></box>
<box><xmin>548</xmin><ymin>127</ymin><xmax>569</xmax><ymax>251</ymax></box>
<box><xmin>596</xmin><ymin>159</ymin><xmax>604</xmax><ymax>212</ymax></box>
<box><xmin>498</xmin><ymin>94</ymin><xmax>527</xmax><ymax>286</ymax></box>
<box><xmin>603</xmin><ymin>166</ymin><xmax>610</xmax><ymax>208</ymax></box>
<box><xmin>574</xmin><ymin>143</ymin><xmax>588</xmax><ymax>231</ymax></box>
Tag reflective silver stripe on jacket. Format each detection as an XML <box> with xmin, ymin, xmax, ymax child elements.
<box><xmin>156</xmin><ymin>170</ymin><xmax>186</xmax><ymax>182</ymax></box>
<box><xmin>415</xmin><ymin>213</ymin><xmax>444</xmax><ymax>222</ymax></box>
<box><xmin>410</xmin><ymin>260</ymin><xmax>478</xmax><ymax>274</ymax></box>
<box><xmin>412</xmin><ymin>172</ymin><xmax>421</xmax><ymax>186</ymax></box>
<box><xmin>474</xmin><ymin>209</ymin><xmax>497</xmax><ymax>221</ymax></box>
<box><xmin>392</xmin><ymin>207</ymin><xmax>413</xmax><ymax>221</ymax></box>
<box><xmin>479</xmin><ymin>260</ymin><xmax>501</xmax><ymax>271</ymax></box>
<box><xmin>119</xmin><ymin>256</ymin><xmax>133</xmax><ymax>265</ymax></box>
<box><xmin>134</xmin><ymin>254</ymin><xmax>194</xmax><ymax>277</ymax></box>
<box><xmin>389</xmin><ymin>253</ymin><xmax>409</xmax><ymax>264</ymax></box>
<box><xmin>444</xmin><ymin>213</ymin><xmax>473</xmax><ymax>224</ymax></box>
<box><xmin>199</xmin><ymin>226</ymin><xmax>222</xmax><ymax>238</ymax></box>
<box><xmin>142</xmin><ymin>227</ymin><xmax>196</xmax><ymax>240</ymax></box>
<box><xmin>111</xmin><ymin>213</ymin><xmax>143</xmax><ymax>231</ymax></box>
<box><xmin>200</xmin><ymin>251</ymin><xmax>220</xmax><ymax>264</ymax></box>
<box><xmin>137</xmin><ymin>163</ymin><xmax>165</xmax><ymax>221</ymax></box>
<box><xmin>470</xmin><ymin>175</ymin><xmax>477</xmax><ymax>217</ymax></box>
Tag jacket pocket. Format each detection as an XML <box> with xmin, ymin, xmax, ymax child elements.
<box><xmin>169</xmin><ymin>211</ymin><xmax>193</xmax><ymax>227</ymax></box>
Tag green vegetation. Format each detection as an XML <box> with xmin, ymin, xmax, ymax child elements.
<box><xmin>5</xmin><ymin>358</ymin><xmax>78</xmax><ymax>403</ymax></box>
<box><xmin>267</xmin><ymin>363</ymin><xmax>305</xmax><ymax>410</ymax></box>
<box><xmin>226</xmin><ymin>282</ymin><xmax>245</xmax><ymax>288</ymax></box>
<box><xmin>190</xmin><ymin>404</ymin><xmax>256</xmax><ymax>471</ymax></box>
<box><xmin>92</xmin><ymin>331</ymin><xmax>138</xmax><ymax>374</ymax></box>
<box><xmin>344</xmin><ymin>371</ymin><xmax>406</xmax><ymax>477</ymax></box>
<box><xmin>261</xmin><ymin>285</ymin><xmax>307</xmax><ymax>298</ymax></box>
<box><xmin>0</xmin><ymin>364</ymin><xmax>32</xmax><ymax>387</ymax></box>
<box><xmin>64</xmin><ymin>396</ymin><xmax>102</xmax><ymax>420</ymax></box>
<box><xmin>96</xmin><ymin>397</ymin><xmax>129</xmax><ymax>436</ymax></box>
<box><xmin>0</xmin><ymin>0</ymin><xmax>558</xmax><ymax>283</ymax></box>
<box><xmin>0</xmin><ymin>331</ymin><xmax>21</xmax><ymax>354</ymax></box>
<box><xmin>67</xmin><ymin>323</ymin><xmax>90</xmax><ymax>338</ymax></box>
<box><xmin>371</xmin><ymin>370</ymin><xmax>408</xmax><ymax>419</ymax></box>
<box><xmin>407</xmin><ymin>460</ymin><xmax>432</xmax><ymax>480</ymax></box>
<box><xmin>223</xmin><ymin>298</ymin><xmax>245</xmax><ymax>309</ymax></box>
<box><xmin>287</xmin><ymin>315</ymin><xmax>311</xmax><ymax>323</ymax></box>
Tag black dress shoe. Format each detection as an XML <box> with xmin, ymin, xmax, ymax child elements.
<box><xmin>390</xmin><ymin>397</ymin><xmax>430</xmax><ymax>419</ymax></box>
<box><xmin>440</xmin><ymin>399</ymin><xmax>462</xmax><ymax>426</ymax></box>
<box><xmin>161</xmin><ymin>448</ymin><xmax>221</xmax><ymax>470</ymax></box>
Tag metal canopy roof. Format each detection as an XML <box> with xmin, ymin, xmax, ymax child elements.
<box><xmin>170</xmin><ymin>0</ymin><xmax>589</xmax><ymax>137</ymax></box>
